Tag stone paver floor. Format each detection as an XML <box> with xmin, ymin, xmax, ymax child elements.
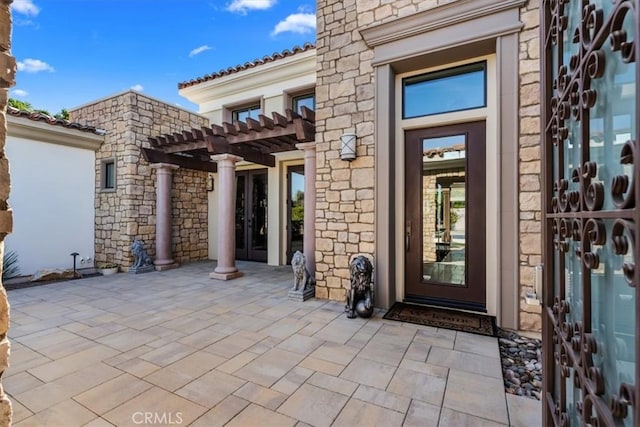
<box><xmin>6</xmin><ymin>261</ymin><xmax>541</xmax><ymax>426</ymax></box>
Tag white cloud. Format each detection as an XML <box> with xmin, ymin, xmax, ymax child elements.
<box><xmin>131</xmin><ymin>84</ymin><xmax>144</xmax><ymax>92</ymax></box>
<box><xmin>17</xmin><ymin>58</ymin><xmax>54</xmax><ymax>73</ymax></box>
<box><xmin>188</xmin><ymin>45</ymin><xmax>212</xmax><ymax>58</ymax></box>
<box><xmin>227</xmin><ymin>0</ymin><xmax>276</xmax><ymax>14</ymax></box>
<box><xmin>271</xmin><ymin>13</ymin><xmax>315</xmax><ymax>36</ymax></box>
<box><xmin>11</xmin><ymin>0</ymin><xmax>39</xmax><ymax>16</ymax></box>
<box><xmin>11</xmin><ymin>89</ymin><xmax>28</xmax><ymax>97</ymax></box>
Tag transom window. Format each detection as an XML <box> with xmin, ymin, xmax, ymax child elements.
<box><xmin>403</xmin><ymin>62</ymin><xmax>487</xmax><ymax>119</ymax></box>
<box><xmin>232</xmin><ymin>105</ymin><xmax>261</xmax><ymax>122</ymax></box>
<box><xmin>292</xmin><ymin>93</ymin><xmax>315</xmax><ymax>114</ymax></box>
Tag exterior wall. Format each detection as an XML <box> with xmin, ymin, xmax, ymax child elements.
<box><xmin>69</xmin><ymin>91</ymin><xmax>210</xmax><ymax>268</ymax></box>
<box><xmin>0</xmin><ymin>0</ymin><xmax>15</xmax><ymax>423</ymax></box>
<box><xmin>4</xmin><ymin>133</ymin><xmax>99</xmax><ymax>275</ymax></box>
<box><xmin>517</xmin><ymin>0</ymin><xmax>542</xmax><ymax>331</ymax></box>
<box><xmin>317</xmin><ymin>0</ymin><xmax>542</xmax><ymax>331</ymax></box>
<box><xmin>180</xmin><ymin>56</ymin><xmax>314</xmax><ymax>265</ymax></box>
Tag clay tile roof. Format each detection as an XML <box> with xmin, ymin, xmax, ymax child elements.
<box><xmin>7</xmin><ymin>106</ymin><xmax>102</xmax><ymax>134</ymax></box>
<box><xmin>178</xmin><ymin>42</ymin><xmax>316</xmax><ymax>89</ymax></box>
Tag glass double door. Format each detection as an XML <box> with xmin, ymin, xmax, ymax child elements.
<box><xmin>404</xmin><ymin>121</ymin><xmax>486</xmax><ymax>311</ymax></box>
<box><xmin>235</xmin><ymin>170</ymin><xmax>267</xmax><ymax>262</ymax></box>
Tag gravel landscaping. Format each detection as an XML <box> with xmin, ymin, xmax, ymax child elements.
<box><xmin>498</xmin><ymin>328</ymin><xmax>542</xmax><ymax>400</ymax></box>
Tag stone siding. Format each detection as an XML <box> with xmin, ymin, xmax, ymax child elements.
<box><xmin>0</xmin><ymin>0</ymin><xmax>14</xmax><ymax>424</ymax></box>
<box><xmin>317</xmin><ymin>0</ymin><xmax>542</xmax><ymax>331</ymax></box>
<box><xmin>70</xmin><ymin>92</ymin><xmax>210</xmax><ymax>269</ymax></box>
<box><xmin>517</xmin><ymin>0</ymin><xmax>542</xmax><ymax>331</ymax></box>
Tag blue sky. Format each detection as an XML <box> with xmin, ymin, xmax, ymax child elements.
<box><xmin>9</xmin><ymin>0</ymin><xmax>316</xmax><ymax>114</ymax></box>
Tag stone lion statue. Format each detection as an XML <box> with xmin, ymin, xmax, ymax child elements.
<box><xmin>291</xmin><ymin>251</ymin><xmax>313</xmax><ymax>292</ymax></box>
<box><xmin>131</xmin><ymin>239</ymin><xmax>154</xmax><ymax>269</ymax></box>
<box><xmin>346</xmin><ymin>255</ymin><xmax>374</xmax><ymax>319</ymax></box>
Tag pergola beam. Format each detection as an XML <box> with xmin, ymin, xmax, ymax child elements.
<box><xmin>141</xmin><ymin>148</ymin><xmax>217</xmax><ymax>172</ymax></box>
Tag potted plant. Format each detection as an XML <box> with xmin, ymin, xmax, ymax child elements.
<box><xmin>98</xmin><ymin>262</ymin><xmax>119</xmax><ymax>276</ymax></box>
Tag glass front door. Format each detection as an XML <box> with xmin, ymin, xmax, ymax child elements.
<box><xmin>287</xmin><ymin>166</ymin><xmax>304</xmax><ymax>264</ymax></box>
<box><xmin>405</xmin><ymin>121</ymin><xmax>486</xmax><ymax>311</ymax></box>
<box><xmin>235</xmin><ymin>170</ymin><xmax>268</xmax><ymax>262</ymax></box>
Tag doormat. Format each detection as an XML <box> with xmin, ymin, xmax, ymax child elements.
<box><xmin>383</xmin><ymin>302</ymin><xmax>497</xmax><ymax>337</ymax></box>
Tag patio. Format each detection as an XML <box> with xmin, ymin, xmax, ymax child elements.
<box><xmin>6</xmin><ymin>261</ymin><xmax>540</xmax><ymax>426</ymax></box>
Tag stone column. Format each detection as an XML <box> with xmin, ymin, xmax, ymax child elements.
<box><xmin>209</xmin><ymin>154</ymin><xmax>243</xmax><ymax>280</ymax></box>
<box><xmin>0</xmin><ymin>1</ymin><xmax>16</xmax><ymax>424</ymax></box>
<box><xmin>296</xmin><ymin>142</ymin><xmax>316</xmax><ymax>278</ymax></box>
<box><xmin>151</xmin><ymin>163</ymin><xmax>179</xmax><ymax>270</ymax></box>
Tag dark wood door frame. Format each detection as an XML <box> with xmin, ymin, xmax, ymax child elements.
<box><xmin>286</xmin><ymin>165</ymin><xmax>304</xmax><ymax>264</ymax></box>
<box><xmin>235</xmin><ymin>169</ymin><xmax>268</xmax><ymax>262</ymax></box>
<box><xmin>404</xmin><ymin>121</ymin><xmax>486</xmax><ymax>311</ymax></box>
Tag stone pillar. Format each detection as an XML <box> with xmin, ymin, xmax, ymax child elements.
<box><xmin>296</xmin><ymin>143</ymin><xmax>316</xmax><ymax>278</ymax></box>
<box><xmin>0</xmin><ymin>1</ymin><xmax>15</xmax><ymax>425</ymax></box>
<box><xmin>151</xmin><ymin>163</ymin><xmax>179</xmax><ymax>270</ymax></box>
<box><xmin>209</xmin><ymin>154</ymin><xmax>243</xmax><ymax>280</ymax></box>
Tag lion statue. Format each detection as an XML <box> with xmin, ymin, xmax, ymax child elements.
<box><xmin>131</xmin><ymin>239</ymin><xmax>154</xmax><ymax>269</ymax></box>
<box><xmin>345</xmin><ymin>255</ymin><xmax>374</xmax><ymax>319</ymax></box>
<box><xmin>291</xmin><ymin>251</ymin><xmax>314</xmax><ymax>292</ymax></box>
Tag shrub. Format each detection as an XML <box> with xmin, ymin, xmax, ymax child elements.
<box><xmin>2</xmin><ymin>250</ymin><xmax>20</xmax><ymax>281</ymax></box>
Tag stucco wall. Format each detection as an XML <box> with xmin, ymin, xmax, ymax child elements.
<box><xmin>4</xmin><ymin>136</ymin><xmax>96</xmax><ymax>275</ymax></box>
<box><xmin>69</xmin><ymin>91</ymin><xmax>210</xmax><ymax>268</ymax></box>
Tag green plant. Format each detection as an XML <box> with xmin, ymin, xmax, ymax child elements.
<box><xmin>98</xmin><ymin>262</ymin><xmax>119</xmax><ymax>269</ymax></box>
<box><xmin>2</xmin><ymin>250</ymin><xmax>20</xmax><ymax>280</ymax></box>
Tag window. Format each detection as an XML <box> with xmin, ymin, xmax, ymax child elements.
<box><xmin>402</xmin><ymin>62</ymin><xmax>486</xmax><ymax>119</ymax></box>
<box><xmin>232</xmin><ymin>105</ymin><xmax>261</xmax><ymax>123</ymax></box>
<box><xmin>292</xmin><ymin>93</ymin><xmax>315</xmax><ymax>114</ymax></box>
<box><xmin>101</xmin><ymin>159</ymin><xmax>115</xmax><ymax>190</ymax></box>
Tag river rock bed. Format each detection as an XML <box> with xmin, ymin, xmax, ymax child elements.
<box><xmin>498</xmin><ymin>328</ymin><xmax>542</xmax><ymax>400</ymax></box>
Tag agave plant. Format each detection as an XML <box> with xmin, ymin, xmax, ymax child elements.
<box><xmin>2</xmin><ymin>250</ymin><xmax>20</xmax><ymax>281</ymax></box>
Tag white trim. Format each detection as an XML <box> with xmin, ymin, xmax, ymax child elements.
<box><xmin>7</xmin><ymin>115</ymin><xmax>104</xmax><ymax>151</ymax></box>
<box><xmin>180</xmin><ymin>50</ymin><xmax>317</xmax><ymax>113</ymax></box>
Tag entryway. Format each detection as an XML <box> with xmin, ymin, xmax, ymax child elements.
<box><xmin>235</xmin><ymin>169</ymin><xmax>268</xmax><ymax>262</ymax></box>
<box><xmin>404</xmin><ymin>121</ymin><xmax>486</xmax><ymax>311</ymax></box>
<box><xmin>286</xmin><ymin>165</ymin><xmax>304</xmax><ymax>264</ymax></box>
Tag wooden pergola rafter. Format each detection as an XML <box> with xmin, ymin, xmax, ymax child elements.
<box><xmin>141</xmin><ymin>107</ymin><xmax>315</xmax><ymax>171</ymax></box>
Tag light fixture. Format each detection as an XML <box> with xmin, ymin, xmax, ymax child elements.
<box><xmin>340</xmin><ymin>133</ymin><xmax>357</xmax><ymax>161</ymax></box>
<box><xmin>206</xmin><ymin>174</ymin><xmax>215</xmax><ymax>191</ymax></box>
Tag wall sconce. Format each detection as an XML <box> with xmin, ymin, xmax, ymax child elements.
<box><xmin>340</xmin><ymin>133</ymin><xmax>357</xmax><ymax>161</ymax></box>
<box><xmin>206</xmin><ymin>174</ymin><xmax>215</xmax><ymax>191</ymax></box>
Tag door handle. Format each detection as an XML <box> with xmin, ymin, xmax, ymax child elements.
<box><xmin>405</xmin><ymin>221</ymin><xmax>411</xmax><ymax>251</ymax></box>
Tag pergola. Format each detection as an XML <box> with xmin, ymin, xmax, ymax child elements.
<box><xmin>142</xmin><ymin>107</ymin><xmax>316</xmax><ymax>279</ymax></box>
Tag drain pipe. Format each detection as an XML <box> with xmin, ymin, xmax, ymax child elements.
<box><xmin>70</xmin><ymin>252</ymin><xmax>79</xmax><ymax>276</ymax></box>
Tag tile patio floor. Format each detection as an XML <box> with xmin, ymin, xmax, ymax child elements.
<box><xmin>6</xmin><ymin>261</ymin><xmax>541</xmax><ymax>426</ymax></box>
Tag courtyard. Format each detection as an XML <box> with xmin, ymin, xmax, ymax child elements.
<box><xmin>6</xmin><ymin>262</ymin><xmax>539</xmax><ymax>426</ymax></box>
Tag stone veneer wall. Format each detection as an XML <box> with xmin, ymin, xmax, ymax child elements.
<box><xmin>316</xmin><ymin>0</ymin><xmax>542</xmax><ymax>331</ymax></box>
<box><xmin>70</xmin><ymin>92</ymin><xmax>210</xmax><ymax>269</ymax></box>
<box><xmin>517</xmin><ymin>1</ymin><xmax>542</xmax><ymax>331</ymax></box>
<box><xmin>0</xmin><ymin>1</ymin><xmax>14</xmax><ymax>424</ymax></box>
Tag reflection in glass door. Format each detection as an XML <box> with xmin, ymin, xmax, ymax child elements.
<box><xmin>422</xmin><ymin>135</ymin><xmax>467</xmax><ymax>285</ymax></box>
<box><xmin>235</xmin><ymin>170</ymin><xmax>268</xmax><ymax>262</ymax></box>
<box><xmin>287</xmin><ymin>166</ymin><xmax>304</xmax><ymax>264</ymax></box>
<box><xmin>405</xmin><ymin>122</ymin><xmax>486</xmax><ymax>311</ymax></box>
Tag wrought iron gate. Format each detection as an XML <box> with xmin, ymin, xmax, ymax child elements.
<box><xmin>542</xmin><ymin>0</ymin><xmax>638</xmax><ymax>425</ymax></box>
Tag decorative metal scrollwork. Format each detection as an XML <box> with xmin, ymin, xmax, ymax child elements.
<box><xmin>544</xmin><ymin>0</ymin><xmax>637</xmax><ymax>425</ymax></box>
<box><xmin>611</xmin><ymin>140</ymin><xmax>635</xmax><ymax>209</ymax></box>
<box><xmin>611</xmin><ymin>219</ymin><xmax>636</xmax><ymax>286</ymax></box>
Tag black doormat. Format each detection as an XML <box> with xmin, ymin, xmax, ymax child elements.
<box><xmin>383</xmin><ymin>302</ymin><xmax>497</xmax><ymax>337</ymax></box>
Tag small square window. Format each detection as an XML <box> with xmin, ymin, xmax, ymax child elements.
<box><xmin>232</xmin><ymin>105</ymin><xmax>261</xmax><ymax>123</ymax></box>
<box><xmin>102</xmin><ymin>159</ymin><xmax>115</xmax><ymax>190</ymax></box>
<box><xmin>292</xmin><ymin>93</ymin><xmax>315</xmax><ymax>114</ymax></box>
